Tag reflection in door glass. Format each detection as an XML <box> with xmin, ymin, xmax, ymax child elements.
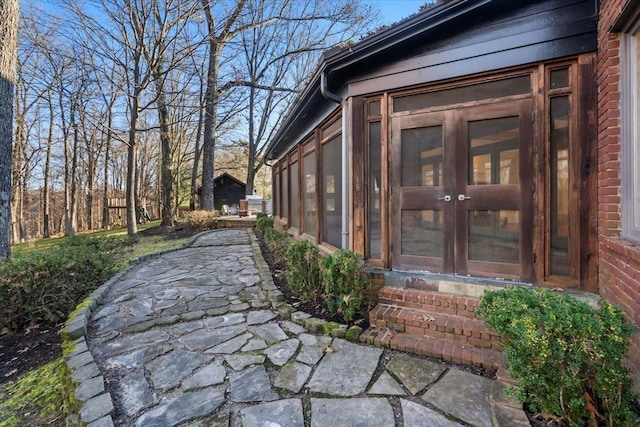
<box><xmin>550</xmin><ymin>96</ymin><xmax>569</xmax><ymax>276</ymax></box>
<box><xmin>468</xmin><ymin>210</ymin><xmax>519</xmax><ymax>264</ymax></box>
<box><xmin>401</xmin><ymin>126</ymin><xmax>443</xmax><ymax>187</ymax></box>
<box><xmin>469</xmin><ymin>117</ymin><xmax>519</xmax><ymax>185</ymax></box>
<box><xmin>401</xmin><ymin>210</ymin><xmax>443</xmax><ymax>258</ymax></box>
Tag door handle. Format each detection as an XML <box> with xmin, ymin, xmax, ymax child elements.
<box><xmin>457</xmin><ymin>194</ymin><xmax>471</xmax><ymax>201</ymax></box>
<box><xmin>437</xmin><ymin>195</ymin><xmax>452</xmax><ymax>202</ymax></box>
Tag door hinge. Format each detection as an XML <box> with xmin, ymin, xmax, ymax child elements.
<box><xmin>532</xmin><ymin>182</ymin><xmax>535</xmax><ymax>193</ymax></box>
<box><xmin>531</xmin><ymin>112</ymin><xmax>536</xmax><ymax>123</ymax></box>
<box><xmin>533</xmin><ymin>253</ymin><xmax>536</xmax><ymax>263</ymax></box>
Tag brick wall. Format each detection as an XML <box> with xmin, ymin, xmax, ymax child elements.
<box><xmin>597</xmin><ymin>0</ymin><xmax>640</xmax><ymax>390</ymax></box>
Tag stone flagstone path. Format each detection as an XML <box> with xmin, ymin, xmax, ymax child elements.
<box><xmin>70</xmin><ymin>229</ymin><xmax>530</xmax><ymax>426</ymax></box>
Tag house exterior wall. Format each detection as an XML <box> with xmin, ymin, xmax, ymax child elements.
<box><xmin>597</xmin><ymin>0</ymin><xmax>640</xmax><ymax>389</ymax></box>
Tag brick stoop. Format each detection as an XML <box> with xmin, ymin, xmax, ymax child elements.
<box><xmin>361</xmin><ymin>286</ymin><xmax>504</xmax><ymax>371</ymax></box>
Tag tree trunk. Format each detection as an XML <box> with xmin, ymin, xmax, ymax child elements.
<box><xmin>200</xmin><ymin>40</ymin><xmax>218</xmax><ymax>211</ymax></box>
<box><xmin>156</xmin><ymin>77</ymin><xmax>174</xmax><ymax>226</ymax></box>
<box><xmin>102</xmin><ymin>108</ymin><xmax>113</xmax><ymax>229</ymax></box>
<box><xmin>190</xmin><ymin>86</ymin><xmax>204</xmax><ymax>212</ymax></box>
<box><xmin>43</xmin><ymin>94</ymin><xmax>54</xmax><ymax>238</ymax></box>
<box><xmin>126</xmin><ymin>96</ymin><xmax>140</xmax><ymax>241</ymax></box>
<box><xmin>245</xmin><ymin>85</ymin><xmax>256</xmax><ymax>196</ymax></box>
<box><xmin>200</xmin><ymin>1</ymin><xmax>221</xmax><ymax>212</ymax></box>
<box><xmin>70</xmin><ymin>104</ymin><xmax>79</xmax><ymax>234</ymax></box>
<box><xmin>0</xmin><ymin>0</ymin><xmax>18</xmax><ymax>260</ymax></box>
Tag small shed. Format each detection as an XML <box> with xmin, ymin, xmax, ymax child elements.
<box><xmin>214</xmin><ymin>173</ymin><xmax>246</xmax><ymax>211</ymax></box>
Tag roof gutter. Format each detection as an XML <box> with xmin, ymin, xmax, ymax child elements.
<box><xmin>320</xmin><ymin>69</ymin><xmax>342</xmax><ymax>103</ymax></box>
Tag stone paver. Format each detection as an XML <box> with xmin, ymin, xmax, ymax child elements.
<box><xmin>238</xmin><ymin>399</ymin><xmax>304</xmax><ymax>427</ymax></box>
<box><xmin>401</xmin><ymin>399</ymin><xmax>463</xmax><ymax>427</ymax></box>
<box><xmin>182</xmin><ymin>361</ymin><xmax>226</xmax><ymax>390</ymax></box>
<box><xmin>229</xmin><ymin>365</ymin><xmax>279</xmax><ymax>403</ymax></box>
<box><xmin>307</xmin><ymin>338</ymin><xmax>382</xmax><ymax>396</ymax></box>
<box><xmin>368</xmin><ymin>371</ymin><xmax>406</xmax><ymax>396</ymax></box>
<box><xmin>134</xmin><ymin>386</ymin><xmax>225</xmax><ymax>427</ymax></box>
<box><xmin>81</xmin><ymin>229</ymin><xmax>530</xmax><ymax>426</ymax></box>
<box><xmin>423</xmin><ymin>368</ymin><xmax>494</xmax><ymax>427</ymax></box>
<box><xmin>310</xmin><ymin>398</ymin><xmax>395</xmax><ymax>427</ymax></box>
<box><xmin>386</xmin><ymin>352</ymin><xmax>447</xmax><ymax>395</ymax></box>
<box><xmin>273</xmin><ymin>362</ymin><xmax>312</xmax><ymax>393</ymax></box>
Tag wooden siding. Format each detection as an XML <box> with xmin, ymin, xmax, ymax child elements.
<box><xmin>346</xmin><ymin>0</ymin><xmax>597</xmax><ymax>97</ymax></box>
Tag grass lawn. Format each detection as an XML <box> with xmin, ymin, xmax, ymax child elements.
<box><xmin>0</xmin><ymin>222</ymin><xmax>194</xmax><ymax>427</ymax></box>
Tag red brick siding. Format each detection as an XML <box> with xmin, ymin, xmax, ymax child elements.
<box><xmin>597</xmin><ymin>0</ymin><xmax>640</xmax><ymax>389</ymax></box>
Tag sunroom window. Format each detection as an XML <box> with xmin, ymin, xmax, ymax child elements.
<box><xmin>621</xmin><ymin>19</ymin><xmax>640</xmax><ymax>242</ymax></box>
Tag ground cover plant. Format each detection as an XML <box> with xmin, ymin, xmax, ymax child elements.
<box><xmin>479</xmin><ymin>286</ymin><xmax>638</xmax><ymax>427</ymax></box>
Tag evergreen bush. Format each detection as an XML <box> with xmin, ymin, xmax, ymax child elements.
<box><xmin>264</xmin><ymin>228</ymin><xmax>291</xmax><ymax>263</ymax></box>
<box><xmin>478</xmin><ymin>286</ymin><xmax>638</xmax><ymax>426</ymax></box>
<box><xmin>0</xmin><ymin>236</ymin><xmax>128</xmax><ymax>331</ymax></box>
<box><xmin>322</xmin><ymin>250</ymin><xmax>371</xmax><ymax>323</ymax></box>
<box><xmin>256</xmin><ymin>215</ymin><xmax>274</xmax><ymax>234</ymax></box>
<box><xmin>285</xmin><ymin>240</ymin><xmax>323</xmax><ymax>304</ymax></box>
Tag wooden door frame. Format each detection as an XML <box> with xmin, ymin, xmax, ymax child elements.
<box><xmin>455</xmin><ymin>99</ymin><xmax>534</xmax><ymax>281</ymax></box>
<box><xmin>390</xmin><ymin>111</ymin><xmax>454</xmax><ymax>272</ymax></box>
<box><xmin>389</xmin><ymin>99</ymin><xmax>534</xmax><ymax>280</ymax></box>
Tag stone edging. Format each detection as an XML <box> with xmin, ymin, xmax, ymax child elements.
<box><xmin>61</xmin><ymin>231</ymin><xmax>212</xmax><ymax>427</ymax></box>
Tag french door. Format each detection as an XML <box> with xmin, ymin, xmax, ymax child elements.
<box><xmin>391</xmin><ymin>99</ymin><xmax>533</xmax><ymax>281</ymax></box>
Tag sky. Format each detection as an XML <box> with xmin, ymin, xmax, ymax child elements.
<box><xmin>368</xmin><ymin>0</ymin><xmax>428</xmax><ymax>25</ymax></box>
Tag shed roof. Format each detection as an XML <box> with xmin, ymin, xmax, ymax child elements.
<box><xmin>214</xmin><ymin>173</ymin><xmax>246</xmax><ymax>187</ymax></box>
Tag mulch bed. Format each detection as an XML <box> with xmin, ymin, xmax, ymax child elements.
<box><xmin>253</xmin><ymin>229</ymin><xmax>370</xmax><ymax>330</ymax></box>
<box><xmin>0</xmin><ymin>325</ymin><xmax>63</xmax><ymax>386</ymax></box>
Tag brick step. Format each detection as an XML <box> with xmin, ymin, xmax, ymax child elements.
<box><xmin>360</xmin><ymin>327</ymin><xmax>504</xmax><ymax>371</ymax></box>
<box><xmin>369</xmin><ymin>303</ymin><xmax>501</xmax><ymax>351</ymax></box>
<box><xmin>377</xmin><ymin>286</ymin><xmax>481</xmax><ymax>319</ymax></box>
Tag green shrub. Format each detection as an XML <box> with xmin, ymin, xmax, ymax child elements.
<box><xmin>285</xmin><ymin>240</ymin><xmax>323</xmax><ymax>304</ymax></box>
<box><xmin>256</xmin><ymin>211</ymin><xmax>269</xmax><ymax>221</ymax></box>
<box><xmin>264</xmin><ymin>228</ymin><xmax>291</xmax><ymax>264</ymax></box>
<box><xmin>182</xmin><ymin>210</ymin><xmax>220</xmax><ymax>231</ymax></box>
<box><xmin>478</xmin><ymin>287</ymin><xmax>638</xmax><ymax>427</ymax></box>
<box><xmin>322</xmin><ymin>250</ymin><xmax>371</xmax><ymax>323</ymax></box>
<box><xmin>0</xmin><ymin>236</ymin><xmax>129</xmax><ymax>331</ymax></box>
<box><xmin>256</xmin><ymin>215</ymin><xmax>274</xmax><ymax>234</ymax></box>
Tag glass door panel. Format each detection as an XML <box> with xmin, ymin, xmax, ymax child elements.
<box><xmin>401</xmin><ymin>126</ymin><xmax>443</xmax><ymax>187</ymax></box>
<box><xmin>401</xmin><ymin>210</ymin><xmax>444</xmax><ymax>258</ymax></box>
<box><xmin>456</xmin><ymin>100</ymin><xmax>533</xmax><ymax>280</ymax></box>
<box><xmin>468</xmin><ymin>210</ymin><xmax>520</xmax><ymax>264</ymax></box>
<box><xmin>392</xmin><ymin>113</ymin><xmax>450</xmax><ymax>272</ymax></box>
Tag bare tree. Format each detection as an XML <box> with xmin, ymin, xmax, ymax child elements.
<box><xmin>0</xmin><ymin>0</ymin><xmax>19</xmax><ymax>260</ymax></box>
<box><xmin>239</xmin><ymin>0</ymin><xmax>375</xmax><ymax>195</ymax></box>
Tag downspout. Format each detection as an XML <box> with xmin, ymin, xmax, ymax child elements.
<box><xmin>321</xmin><ymin>69</ymin><xmax>349</xmax><ymax>250</ymax></box>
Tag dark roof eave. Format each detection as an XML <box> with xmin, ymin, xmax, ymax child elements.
<box><xmin>265</xmin><ymin>0</ymin><xmax>497</xmax><ymax>160</ymax></box>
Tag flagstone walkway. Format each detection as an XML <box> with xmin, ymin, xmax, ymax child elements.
<box><xmin>65</xmin><ymin>229</ymin><xmax>531</xmax><ymax>427</ymax></box>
